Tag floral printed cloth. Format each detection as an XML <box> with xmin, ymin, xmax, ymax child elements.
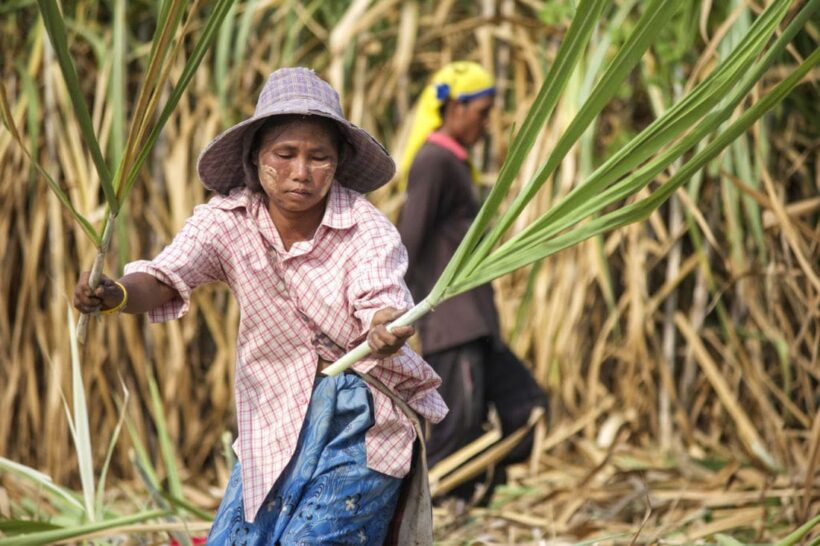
<box><xmin>206</xmin><ymin>373</ymin><xmax>402</xmax><ymax>545</ymax></box>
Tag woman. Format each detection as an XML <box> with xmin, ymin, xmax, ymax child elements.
<box><xmin>74</xmin><ymin>67</ymin><xmax>446</xmax><ymax>544</ymax></box>
<box><xmin>397</xmin><ymin>61</ymin><xmax>547</xmax><ymax>502</ymax></box>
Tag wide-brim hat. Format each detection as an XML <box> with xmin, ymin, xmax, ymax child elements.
<box><xmin>197</xmin><ymin>67</ymin><xmax>395</xmax><ymax>194</ymax></box>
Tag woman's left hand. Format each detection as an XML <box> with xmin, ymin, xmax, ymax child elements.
<box><xmin>367</xmin><ymin>307</ymin><xmax>415</xmax><ymax>356</ymax></box>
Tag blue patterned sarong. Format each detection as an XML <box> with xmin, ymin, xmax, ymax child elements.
<box><xmin>206</xmin><ymin>373</ymin><xmax>402</xmax><ymax>545</ymax></box>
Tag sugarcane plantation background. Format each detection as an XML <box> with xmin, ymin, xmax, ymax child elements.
<box><xmin>1</xmin><ymin>0</ymin><xmax>818</xmax><ymax>543</ymax></box>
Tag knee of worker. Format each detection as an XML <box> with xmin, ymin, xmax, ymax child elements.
<box><xmin>425</xmin><ymin>406</ymin><xmax>485</xmax><ymax>468</ymax></box>
<box><xmin>485</xmin><ymin>340</ymin><xmax>549</xmax><ymax>434</ymax></box>
<box><xmin>494</xmin><ymin>392</ymin><xmax>549</xmax><ymax>437</ymax></box>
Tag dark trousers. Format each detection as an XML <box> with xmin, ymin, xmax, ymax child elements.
<box><xmin>424</xmin><ymin>337</ymin><xmax>548</xmax><ymax>499</ymax></box>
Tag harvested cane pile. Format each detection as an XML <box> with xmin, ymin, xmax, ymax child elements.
<box><xmin>1</xmin><ymin>0</ymin><xmax>818</xmax><ymax>543</ymax></box>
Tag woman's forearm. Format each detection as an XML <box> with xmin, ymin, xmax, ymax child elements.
<box><xmin>119</xmin><ymin>272</ymin><xmax>179</xmax><ymax>314</ymax></box>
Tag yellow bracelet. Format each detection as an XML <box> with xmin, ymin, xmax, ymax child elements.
<box><xmin>100</xmin><ymin>281</ymin><xmax>128</xmax><ymax>315</ymax></box>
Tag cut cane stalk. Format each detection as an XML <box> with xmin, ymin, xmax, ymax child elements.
<box><xmin>322</xmin><ymin>297</ymin><xmax>433</xmax><ymax>376</ymax></box>
<box><xmin>76</xmin><ymin>212</ymin><xmax>117</xmax><ymax>343</ymax></box>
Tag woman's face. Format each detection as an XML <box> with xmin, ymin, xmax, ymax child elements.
<box><xmin>448</xmin><ymin>94</ymin><xmax>494</xmax><ymax>148</ymax></box>
<box><xmin>255</xmin><ymin>118</ymin><xmax>340</xmax><ymax>218</ymax></box>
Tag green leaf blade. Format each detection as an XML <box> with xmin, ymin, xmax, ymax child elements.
<box><xmin>36</xmin><ymin>0</ymin><xmax>116</xmax><ymax>211</ymax></box>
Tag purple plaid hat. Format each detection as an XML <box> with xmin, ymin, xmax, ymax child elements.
<box><xmin>197</xmin><ymin>67</ymin><xmax>395</xmax><ymax>194</ymax></box>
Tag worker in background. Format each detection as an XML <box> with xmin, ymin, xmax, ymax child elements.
<box><xmin>397</xmin><ymin>61</ymin><xmax>548</xmax><ymax>503</ymax></box>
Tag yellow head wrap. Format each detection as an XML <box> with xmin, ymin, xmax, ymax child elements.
<box><xmin>399</xmin><ymin>61</ymin><xmax>495</xmax><ymax>184</ymax></box>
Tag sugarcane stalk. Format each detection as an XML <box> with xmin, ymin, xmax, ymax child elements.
<box><xmin>77</xmin><ymin>212</ymin><xmax>117</xmax><ymax>344</ymax></box>
<box><xmin>321</xmin><ymin>297</ymin><xmax>434</xmax><ymax>376</ymax></box>
<box><xmin>774</xmin><ymin>515</ymin><xmax>820</xmax><ymax>546</ymax></box>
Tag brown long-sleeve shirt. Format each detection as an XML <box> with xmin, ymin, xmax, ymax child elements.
<box><xmin>397</xmin><ymin>139</ymin><xmax>499</xmax><ymax>354</ymax></box>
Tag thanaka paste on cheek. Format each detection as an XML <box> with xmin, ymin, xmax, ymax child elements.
<box><xmin>316</xmin><ymin>163</ymin><xmax>335</xmax><ymax>185</ymax></box>
<box><xmin>260</xmin><ymin>164</ymin><xmax>279</xmax><ymax>182</ymax></box>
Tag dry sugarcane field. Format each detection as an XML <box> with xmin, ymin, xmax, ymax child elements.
<box><xmin>1</xmin><ymin>0</ymin><xmax>819</xmax><ymax>544</ymax></box>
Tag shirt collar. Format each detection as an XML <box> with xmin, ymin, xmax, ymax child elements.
<box><xmin>427</xmin><ymin>131</ymin><xmax>468</xmax><ymax>161</ymax></box>
<box><xmin>210</xmin><ymin>186</ymin><xmax>258</xmax><ymax>211</ymax></box>
<box><xmin>210</xmin><ymin>183</ymin><xmax>355</xmax><ymax>257</ymax></box>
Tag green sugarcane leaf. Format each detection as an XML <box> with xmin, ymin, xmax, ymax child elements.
<box><xmin>491</xmin><ymin>0</ymin><xmax>795</xmax><ymax>254</ymax></box>
<box><xmin>124</xmin><ymin>415</ymin><xmax>160</xmax><ymax>492</ymax></box>
<box><xmin>109</xmin><ymin>0</ymin><xmax>130</xmax><ymax>267</ymax></box>
<box><xmin>215</xmin><ymin>0</ymin><xmax>237</xmax><ymax>123</ymax></box>
<box><xmin>0</xmin><ymin>0</ymin><xmax>37</xmax><ymax>14</ymax></box>
<box><xmin>515</xmin><ymin>0</ymin><xmax>636</xmax><ymax>328</ymax></box>
<box><xmin>161</xmin><ymin>492</ymin><xmax>215</xmax><ymax>521</ymax></box>
<box><xmin>489</xmin><ymin>0</ymin><xmax>804</xmax><ymax>259</ymax></box>
<box><xmin>0</xmin><ymin>521</ymin><xmax>62</xmax><ymax>538</ymax></box>
<box><xmin>452</xmin><ymin>47</ymin><xmax>819</xmax><ymax>295</ymax></box>
<box><xmin>146</xmin><ymin>366</ymin><xmax>184</xmax><ymax>502</ymax></box>
<box><xmin>233</xmin><ymin>0</ymin><xmax>260</xmax><ymax>70</ymax></box>
<box><xmin>281</xmin><ymin>0</ymin><xmax>322</xmax><ymax>64</ymax></box>
<box><xmin>116</xmin><ymin>0</ymin><xmax>187</xmax><ymax>196</ymax></box>
<box><xmin>774</xmin><ymin>515</ymin><xmax>820</xmax><ymax>546</ymax></box>
<box><xmin>503</xmin><ymin>0</ymin><xmax>790</xmax><ymax>246</ymax></box>
<box><xmin>429</xmin><ymin>0</ymin><xmax>608</xmax><ymax>302</ymax></box>
<box><xmin>460</xmin><ymin>0</ymin><xmax>679</xmax><ymax>277</ymax></box>
<box><xmin>715</xmin><ymin>534</ymin><xmax>747</xmax><ymax>546</ymax></box>
<box><xmin>108</xmin><ymin>0</ymin><xmax>126</xmax><ymax>167</ymax></box>
<box><xmin>0</xmin><ymin>509</ymin><xmax>168</xmax><ymax>546</ymax></box>
<box><xmin>17</xmin><ymin>58</ymin><xmax>41</xmax><ymax>188</ymax></box>
<box><xmin>130</xmin><ymin>447</ymin><xmax>166</xmax><ymax>509</ymax></box>
<box><xmin>150</xmin><ymin>0</ymin><xmax>180</xmax><ymax>62</ymax></box>
<box><xmin>63</xmin><ymin>17</ymin><xmax>107</xmax><ymax>65</ymax></box>
<box><xmin>94</xmin><ymin>378</ymin><xmax>129</xmax><ymax>519</ymax></box>
<box><xmin>0</xmin><ymin>457</ymin><xmax>84</xmax><ymax>514</ymax></box>
<box><xmin>145</xmin><ymin>367</ymin><xmax>192</xmax><ymax>546</ymax></box>
<box><xmin>0</xmin><ymin>80</ymin><xmax>100</xmax><ymax>244</ymax></box>
<box><xmin>508</xmin><ymin>261</ymin><xmax>542</xmax><ymax>345</ymax></box>
<box><xmin>66</xmin><ymin>305</ymin><xmax>96</xmax><ymax>521</ymax></box>
<box><xmin>222</xmin><ymin>431</ymin><xmax>236</xmax><ymax>474</ymax></box>
<box><xmin>36</xmin><ymin>0</ymin><xmax>116</xmax><ymax>212</ymax></box>
<box><xmin>120</xmin><ymin>0</ymin><xmax>238</xmax><ymax>203</ymax></box>
<box><xmin>471</xmin><ymin>56</ymin><xmax>817</xmax><ymax>287</ymax></box>
<box><xmin>719</xmin><ymin>6</ymin><xmax>753</xmax><ymax>271</ymax></box>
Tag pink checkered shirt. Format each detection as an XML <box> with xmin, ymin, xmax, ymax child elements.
<box><xmin>125</xmin><ymin>182</ymin><xmax>447</xmax><ymax>521</ymax></box>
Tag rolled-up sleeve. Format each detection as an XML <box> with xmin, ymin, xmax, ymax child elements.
<box><xmin>124</xmin><ymin>205</ymin><xmax>225</xmax><ymax>322</ymax></box>
<box><xmin>381</xmin><ymin>348</ymin><xmax>447</xmax><ymax>422</ymax></box>
<box><xmin>346</xmin><ymin>222</ymin><xmax>415</xmax><ymax>339</ymax></box>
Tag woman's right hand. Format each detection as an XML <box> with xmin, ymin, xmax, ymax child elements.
<box><xmin>74</xmin><ymin>272</ymin><xmax>125</xmax><ymax>314</ymax></box>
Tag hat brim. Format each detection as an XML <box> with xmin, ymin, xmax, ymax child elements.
<box><xmin>197</xmin><ymin>104</ymin><xmax>395</xmax><ymax>195</ymax></box>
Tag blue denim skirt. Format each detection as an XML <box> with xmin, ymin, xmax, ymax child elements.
<box><xmin>206</xmin><ymin>373</ymin><xmax>402</xmax><ymax>545</ymax></box>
